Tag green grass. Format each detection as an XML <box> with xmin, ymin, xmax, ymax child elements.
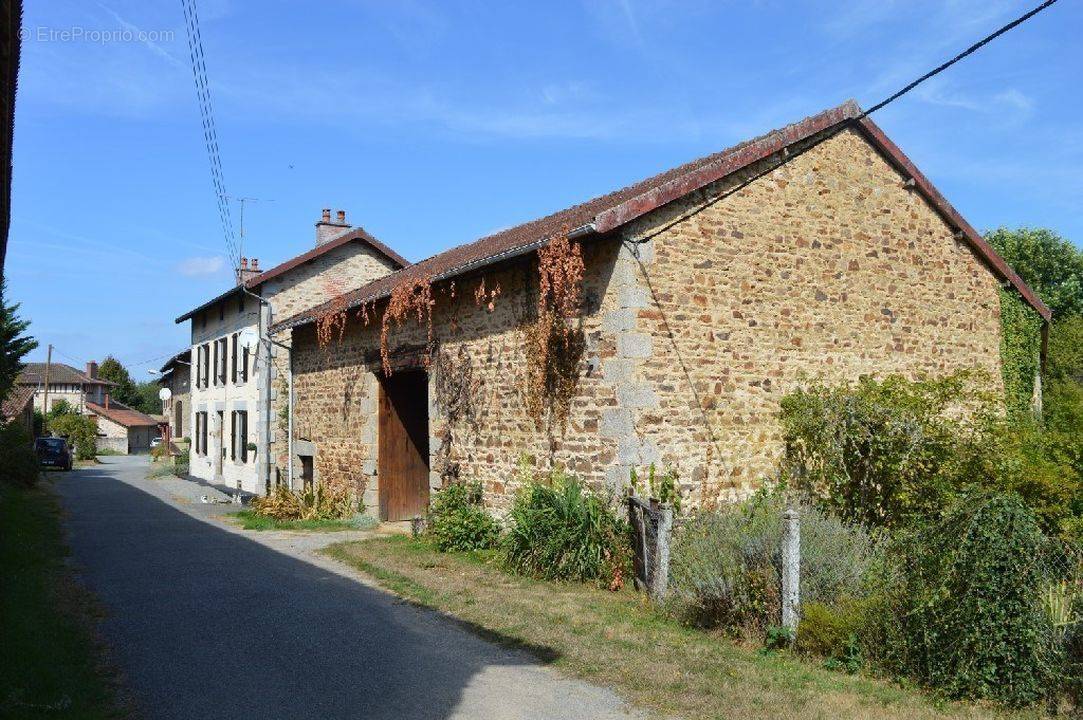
<box><xmin>230</xmin><ymin>510</ymin><xmax>377</xmax><ymax>532</ymax></box>
<box><xmin>0</xmin><ymin>481</ymin><xmax>124</xmax><ymax>719</ymax></box>
<box><xmin>324</xmin><ymin>536</ymin><xmax>1037</xmax><ymax>720</ymax></box>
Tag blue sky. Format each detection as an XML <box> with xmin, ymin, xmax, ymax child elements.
<box><xmin>8</xmin><ymin>0</ymin><xmax>1081</xmax><ymax>375</ymax></box>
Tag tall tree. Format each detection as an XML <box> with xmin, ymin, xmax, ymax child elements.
<box><xmin>0</xmin><ymin>281</ymin><xmax>37</xmax><ymax>403</ymax></box>
<box><xmin>97</xmin><ymin>355</ymin><xmax>138</xmax><ymax>407</ymax></box>
<box><xmin>986</xmin><ymin>227</ymin><xmax>1083</xmax><ymax>319</ymax></box>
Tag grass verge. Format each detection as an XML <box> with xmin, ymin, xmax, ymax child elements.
<box><xmin>0</xmin><ymin>482</ymin><xmax>124</xmax><ymax>719</ymax></box>
<box><xmin>324</xmin><ymin>536</ymin><xmax>1033</xmax><ymax>720</ymax></box>
<box><xmin>230</xmin><ymin>509</ymin><xmax>377</xmax><ymax>532</ymax></box>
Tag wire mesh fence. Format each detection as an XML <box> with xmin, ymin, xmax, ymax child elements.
<box><xmin>661</xmin><ymin>493</ymin><xmax>1083</xmax><ymax>706</ymax></box>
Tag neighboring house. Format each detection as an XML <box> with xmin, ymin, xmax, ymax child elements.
<box><xmin>173</xmin><ymin>209</ymin><xmax>407</xmax><ymax>494</ymax></box>
<box><xmin>1</xmin><ymin>384</ymin><xmax>34</xmax><ymax>434</ymax></box>
<box><xmin>157</xmin><ymin>349</ymin><xmax>191</xmax><ymax>443</ymax></box>
<box><xmin>272</xmin><ymin>100</ymin><xmax>1049</xmax><ymax>521</ymax></box>
<box><xmin>86</xmin><ymin>396</ymin><xmax>158</xmax><ymax>454</ymax></box>
<box><xmin>17</xmin><ymin>361</ymin><xmax>115</xmax><ymax>414</ymax></box>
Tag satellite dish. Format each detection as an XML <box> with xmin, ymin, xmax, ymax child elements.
<box><xmin>238</xmin><ymin>327</ymin><xmax>260</xmax><ymax>351</ymax></box>
<box><xmin>159</xmin><ymin>387</ymin><xmax>172</xmax><ymax>401</ymax></box>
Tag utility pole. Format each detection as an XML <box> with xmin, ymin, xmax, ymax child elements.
<box><xmin>41</xmin><ymin>344</ymin><xmax>53</xmax><ymax>435</ymax></box>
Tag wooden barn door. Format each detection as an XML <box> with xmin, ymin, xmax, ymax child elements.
<box><xmin>378</xmin><ymin>370</ymin><xmax>430</xmax><ymax>521</ymax></box>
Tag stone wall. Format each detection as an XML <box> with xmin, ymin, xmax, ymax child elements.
<box><xmin>264</xmin><ymin>241</ymin><xmax>401</xmax><ymax>484</ymax></box>
<box><xmin>618</xmin><ymin>126</ymin><xmax>1004</xmax><ymax>506</ymax></box>
<box><xmin>291</xmin><ymin>126</ymin><xmax>1007</xmax><ymax>512</ymax></box>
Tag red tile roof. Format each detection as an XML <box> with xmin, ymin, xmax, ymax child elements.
<box><xmin>273</xmin><ymin>100</ymin><xmax>1049</xmax><ymax>333</ymax></box>
<box><xmin>18</xmin><ymin>362</ymin><xmax>116</xmax><ymax>386</ymax></box>
<box><xmin>175</xmin><ymin>226</ymin><xmax>408</xmax><ymax>323</ymax></box>
<box><xmin>1</xmin><ymin>385</ymin><xmax>33</xmax><ymax>420</ymax></box>
<box><xmin>86</xmin><ymin>400</ymin><xmax>158</xmax><ymax>428</ymax></box>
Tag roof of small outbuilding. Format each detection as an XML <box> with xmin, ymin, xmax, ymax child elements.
<box><xmin>86</xmin><ymin>400</ymin><xmax>158</xmax><ymax>428</ymax></box>
<box><xmin>273</xmin><ymin>99</ymin><xmax>1050</xmax><ymax>332</ymax></box>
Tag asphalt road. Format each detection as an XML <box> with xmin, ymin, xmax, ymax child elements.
<box><xmin>55</xmin><ymin>457</ymin><xmax>640</xmax><ymax>720</ymax></box>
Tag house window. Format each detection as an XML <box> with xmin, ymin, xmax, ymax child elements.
<box><xmin>200</xmin><ymin>343</ymin><xmax>210</xmax><ymax>389</ymax></box>
<box><xmin>215</xmin><ymin>338</ymin><xmax>228</xmax><ymax>385</ymax></box>
<box><xmin>300</xmin><ymin>455</ymin><xmax>314</xmax><ymax>491</ymax></box>
<box><xmin>231</xmin><ymin>410</ymin><xmax>248</xmax><ymax>462</ymax></box>
<box><xmin>230</xmin><ymin>333</ymin><xmax>238</xmax><ymax>384</ymax></box>
<box><xmin>240</xmin><ymin>345</ymin><xmax>249</xmax><ymax>383</ymax></box>
<box><xmin>195</xmin><ymin>411</ymin><xmax>208</xmax><ymax>455</ymax></box>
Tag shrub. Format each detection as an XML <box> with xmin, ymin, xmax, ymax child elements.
<box><xmin>667</xmin><ymin>492</ymin><xmax>877</xmax><ymax>635</ymax></box>
<box><xmin>47</xmin><ymin>413</ymin><xmax>97</xmax><ymax>460</ymax></box>
<box><xmin>173</xmin><ymin>449</ymin><xmax>189</xmax><ymax>478</ymax></box>
<box><xmin>780</xmin><ymin>372</ymin><xmax>1081</xmax><ymax>539</ymax></box>
<box><xmin>0</xmin><ymin>421</ymin><xmax>39</xmax><ymax>488</ymax></box>
<box><xmin>427</xmin><ymin>481</ymin><xmax>501</xmax><ymax>552</ymax></box>
<box><xmin>503</xmin><ymin>471</ymin><xmax>629</xmax><ymax>587</ymax></box>
<box><xmin>878</xmin><ymin>492</ymin><xmax>1058</xmax><ymax>707</ymax></box>
<box><xmin>250</xmin><ymin>482</ymin><xmax>358</xmax><ymax>521</ymax></box>
<box><xmin>796</xmin><ymin>600</ymin><xmax>866</xmax><ymax>671</ymax></box>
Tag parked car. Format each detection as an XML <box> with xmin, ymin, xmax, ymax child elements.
<box><xmin>36</xmin><ymin>437</ymin><xmax>73</xmax><ymax>471</ymax></box>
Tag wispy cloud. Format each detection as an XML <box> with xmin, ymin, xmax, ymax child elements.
<box><xmin>176</xmin><ymin>255</ymin><xmax>226</xmax><ymax>277</ymax></box>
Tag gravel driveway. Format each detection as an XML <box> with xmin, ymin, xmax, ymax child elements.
<box><xmin>54</xmin><ymin>456</ymin><xmax>641</xmax><ymax>720</ymax></box>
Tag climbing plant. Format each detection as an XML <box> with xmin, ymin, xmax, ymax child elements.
<box><xmin>380</xmin><ymin>276</ymin><xmax>434</xmax><ymax>374</ymax></box>
<box><xmin>999</xmin><ymin>288</ymin><xmax>1043</xmax><ymax>418</ymax></box>
<box><xmin>522</xmin><ymin>228</ymin><xmax>586</xmax><ymax>432</ymax></box>
<box><xmin>315</xmin><ymin>292</ymin><xmax>348</xmax><ymax>348</ymax></box>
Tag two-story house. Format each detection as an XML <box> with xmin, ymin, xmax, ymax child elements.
<box><xmin>17</xmin><ymin>361</ymin><xmax>114</xmax><ymax>414</ymax></box>
<box><xmin>157</xmin><ymin>349</ymin><xmax>191</xmax><ymax>444</ymax></box>
<box><xmin>174</xmin><ymin>209</ymin><xmax>406</xmax><ymax>495</ymax></box>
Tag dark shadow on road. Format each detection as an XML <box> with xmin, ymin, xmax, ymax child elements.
<box><xmin>54</xmin><ymin>463</ymin><xmax>565</xmax><ymax>720</ymax></box>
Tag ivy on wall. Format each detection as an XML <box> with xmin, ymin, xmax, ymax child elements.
<box><xmin>998</xmin><ymin>287</ymin><xmax>1043</xmax><ymax>418</ymax></box>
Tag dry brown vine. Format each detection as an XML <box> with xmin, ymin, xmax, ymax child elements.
<box><xmin>380</xmin><ymin>275</ymin><xmax>434</xmax><ymax>374</ymax></box>
<box><xmin>523</xmin><ymin>227</ymin><xmax>586</xmax><ymax>431</ymax></box>
<box><xmin>315</xmin><ymin>292</ymin><xmax>348</xmax><ymax>348</ymax></box>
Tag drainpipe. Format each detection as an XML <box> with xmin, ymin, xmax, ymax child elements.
<box><xmin>240</xmin><ymin>286</ymin><xmax>294</xmax><ymax>492</ymax></box>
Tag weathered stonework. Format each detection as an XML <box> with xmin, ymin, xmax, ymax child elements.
<box><xmin>291</xmin><ymin>126</ymin><xmax>1006</xmax><ymax>512</ymax></box>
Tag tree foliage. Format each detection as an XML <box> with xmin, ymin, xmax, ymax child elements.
<box><xmin>780</xmin><ymin>373</ymin><xmax>1081</xmax><ymax>538</ymax></box>
<box><xmin>96</xmin><ymin>356</ymin><xmax>135</xmax><ymax>404</ymax></box>
<box><xmin>881</xmin><ymin>493</ymin><xmax>1057</xmax><ymax>706</ymax></box>
<box><xmin>0</xmin><ymin>281</ymin><xmax>37</xmax><ymax>405</ymax></box>
<box><xmin>986</xmin><ymin>227</ymin><xmax>1083</xmax><ymax>319</ymax></box>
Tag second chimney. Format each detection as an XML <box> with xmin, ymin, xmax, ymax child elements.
<box><xmin>236</xmin><ymin>256</ymin><xmax>262</xmax><ymax>286</ymax></box>
<box><xmin>104</xmin><ymin>393</ymin><xmax>110</xmax><ymax>409</ymax></box>
<box><xmin>315</xmin><ymin>208</ymin><xmax>350</xmax><ymax>246</ymax></box>
<box><xmin>86</xmin><ymin>360</ymin><xmax>98</xmax><ymax>379</ymax></box>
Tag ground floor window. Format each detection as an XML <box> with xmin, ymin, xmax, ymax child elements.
<box><xmin>231</xmin><ymin>410</ymin><xmax>248</xmax><ymax>462</ymax></box>
<box><xmin>195</xmin><ymin>411</ymin><xmax>208</xmax><ymax>455</ymax></box>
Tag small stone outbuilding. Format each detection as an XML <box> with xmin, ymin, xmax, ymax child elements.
<box><xmin>273</xmin><ymin>100</ymin><xmax>1050</xmax><ymax>520</ymax></box>
<box><xmin>87</xmin><ymin>398</ymin><xmax>159</xmax><ymax>454</ymax></box>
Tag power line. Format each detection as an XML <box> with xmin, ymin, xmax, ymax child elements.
<box><xmin>180</xmin><ymin>0</ymin><xmax>238</xmax><ymax>266</ymax></box>
<box><xmin>628</xmin><ymin>0</ymin><xmax>1060</xmax><ymax>251</ymax></box>
<box><xmin>859</xmin><ymin>0</ymin><xmax>1059</xmax><ymax>119</ymax></box>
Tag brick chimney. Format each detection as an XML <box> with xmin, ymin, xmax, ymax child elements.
<box><xmin>104</xmin><ymin>393</ymin><xmax>110</xmax><ymax>409</ymax></box>
<box><xmin>236</xmin><ymin>256</ymin><xmax>262</xmax><ymax>286</ymax></box>
<box><xmin>86</xmin><ymin>360</ymin><xmax>98</xmax><ymax>379</ymax></box>
<box><xmin>315</xmin><ymin>208</ymin><xmax>350</xmax><ymax>246</ymax></box>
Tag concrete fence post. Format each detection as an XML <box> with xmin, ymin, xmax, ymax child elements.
<box><xmin>781</xmin><ymin>507</ymin><xmax>800</xmax><ymax>635</ymax></box>
<box><xmin>650</xmin><ymin>504</ymin><xmax>673</xmax><ymax>604</ymax></box>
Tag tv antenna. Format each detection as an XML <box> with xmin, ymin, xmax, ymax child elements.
<box><xmin>225</xmin><ymin>195</ymin><xmax>275</xmax><ymax>260</ymax></box>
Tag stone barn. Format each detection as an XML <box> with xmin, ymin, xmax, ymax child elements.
<box><xmin>272</xmin><ymin>101</ymin><xmax>1049</xmax><ymax>521</ymax></box>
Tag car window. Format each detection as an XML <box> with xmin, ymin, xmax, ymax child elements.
<box><xmin>37</xmin><ymin>438</ymin><xmax>66</xmax><ymax>450</ymax></box>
